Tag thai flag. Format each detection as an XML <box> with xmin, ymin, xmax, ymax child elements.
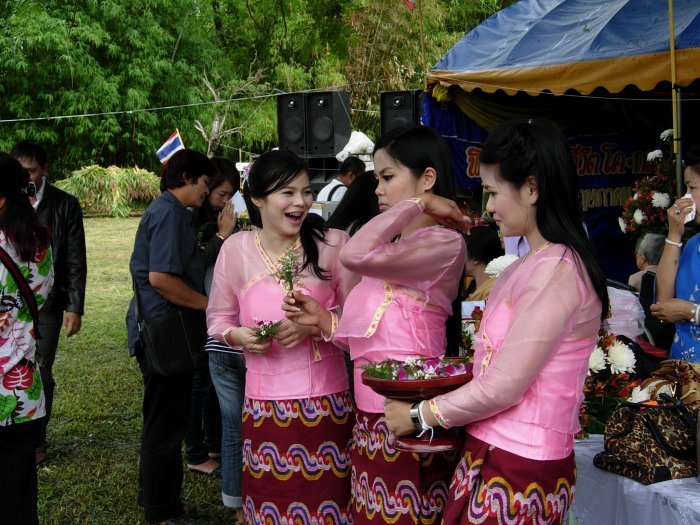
<box><xmin>156</xmin><ymin>130</ymin><xmax>185</xmax><ymax>164</ymax></box>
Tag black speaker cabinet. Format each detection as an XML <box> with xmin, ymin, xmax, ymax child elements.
<box><xmin>277</xmin><ymin>93</ymin><xmax>307</xmax><ymax>155</ymax></box>
<box><xmin>305</xmin><ymin>91</ymin><xmax>351</xmax><ymax>157</ymax></box>
<box><xmin>380</xmin><ymin>89</ymin><xmax>423</xmax><ymax>136</ymax></box>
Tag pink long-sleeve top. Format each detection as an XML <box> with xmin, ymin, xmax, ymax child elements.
<box><xmin>207</xmin><ymin>228</ymin><xmax>359</xmax><ymax>400</ymax></box>
<box><xmin>337</xmin><ymin>199</ymin><xmax>467</xmax><ymax>413</ymax></box>
<box><xmin>433</xmin><ymin>244</ymin><xmax>602</xmax><ymax>460</ymax></box>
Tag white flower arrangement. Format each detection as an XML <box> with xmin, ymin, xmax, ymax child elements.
<box><xmin>633</xmin><ymin>209</ymin><xmax>646</xmax><ymax>225</ymax></box>
<box><xmin>618</xmin><ymin>217</ymin><xmax>627</xmax><ymax>233</ymax></box>
<box><xmin>607</xmin><ymin>340</ymin><xmax>637</xmax><ymax>374</ymax></box>
<box><xmin>646</xmin><ymin>149</ymin><xmax>663</xmax><ymax>162</ymax></box>
<box><xmin>660</xmin><ymin>129</ymin><xmax>674</xmax><ymax>142</ymax></box>
<box><xmin>588</xmin><ymin>345</ymin><xmax>607</xmax><ymax>374</ymax></box>
<box><xmin>650</xmin><ymin>191</ymin><xmax>670</xmax><ymax>208</ymax></box>
<box><xmin>485</xmin><ymin>254</ymin><xmax>519</xmax><ymax>277</ymax></box>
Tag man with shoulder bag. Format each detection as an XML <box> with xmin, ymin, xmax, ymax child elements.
<box><xmin>125</xmin><ymin>150</ymin><xmax>215</xmax><ymax>525</ymax></box>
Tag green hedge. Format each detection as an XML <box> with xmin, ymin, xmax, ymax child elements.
<box><xmin>55</xmin><ymin>165</ymin><xmax>160</xmax><ymax>217</ymax></box>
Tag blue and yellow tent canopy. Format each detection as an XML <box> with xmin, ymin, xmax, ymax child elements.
<box><xmin>428</xmin><ymin>0</ymin><xmax>700</xmax><ymax>95</ymax></box>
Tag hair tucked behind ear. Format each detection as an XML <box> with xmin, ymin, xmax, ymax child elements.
<box><xmin>480</xmin><ymin>119</ymin><xmax>609</xmax><ymax>320</ymax></box>
<box><xmin>243</xmin><ymin>150</ymin><xmax>329</xmax><ymax>280</ymax></box>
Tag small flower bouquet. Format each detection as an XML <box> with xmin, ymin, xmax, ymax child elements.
<box><xmin>460</xmin><ymin>305</ymin><xmax>483</xmax><ymax>359</ymax></box>
<box><xmin>619</xmin><ymin>129</ymin><xmax>676</xmax><ymax>237</ymax></box>
<box><xmin>578</xmin><ymin>330</ymin><xmax>641</xmax><ymax>437</ymax></box>
<box><xmin>363</xmin><ymin>356</ymin><xmax>471</xmax><ymax>380</ymax></box>
<box><xmin>277</xmin><ymin>249</ymin><xmax>300</xmax><ymax>293</ymax></box>
<box><xmin>253</xmin><ymin>318</ymin><xmax>282</xmax><ymax>342</ymax></box>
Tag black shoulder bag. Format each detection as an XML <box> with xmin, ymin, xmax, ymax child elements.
<box><xmin>0</xmin><ymin>245</ymin><xmax>41</xmax><ymax>339</ymax></box>
<box><xmin>132</xmin><ymin>281</ymin><xmax>207</xmax><ymax>376</ymax></box>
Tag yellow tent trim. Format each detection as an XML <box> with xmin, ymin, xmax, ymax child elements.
<box><xmin>427</xmin><ymin>48</ymin><xmax>700</xmax><ymax>96</ymax></box>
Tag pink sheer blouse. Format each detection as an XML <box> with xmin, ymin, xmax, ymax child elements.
<box><xmin>207</xmin><ymin>228</ymin><xmax>358</xmax><ymax>400</ymax></box>
<box><xmin>433</xmin><ymin>244</ymin><xmax>602</xmax><ymax>460</ymax></box>
<box><xmin>337</xmin><ymin>199</ymin><xmax>467</xmax><ymax>413</ymax></box>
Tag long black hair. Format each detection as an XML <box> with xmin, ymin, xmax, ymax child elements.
<box><xmin>480</xmin><ymin>119</ymin><xmax>609</xmax><ymax>319</ymax></box>
<box><xmin>326</xmin><ymin>170</ymin><xmax>379</xmax><ymax>236</ymax></box>
<box><xmin>373</xmin><ymin>124</ymin><xmax>466</xmax><ymax>356</ymax></box>
<box><xmin>195</xmin><ymin>156</ymin><xmax>240</xmax><ymax>227</ymax></box>
<box><xmin>0</xmin><ymin>153</ymin><xmax>50</xmax><ymax>261</ymax></box>
<box><xmin>243</xmin><ymin>150</ymin><xmax>329</xmax><ymax>280</ymax></box>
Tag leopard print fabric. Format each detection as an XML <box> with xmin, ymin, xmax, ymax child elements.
<box><xmin>593</xmin><ymin>402</ymin><xmax>698</xmax><ymax>485</ymax></box>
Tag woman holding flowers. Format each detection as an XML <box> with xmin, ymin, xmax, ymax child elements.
<box><xmin>284</xmin><ymin>124</ymin><xmax>468</xmax><ymax>525</ymax></box>
<box><xmin>206</xmin><ymin>150</ymin><xmax>358</xmax><ymax>524</ymax></box>
<box><xmin>383</xmin><ymin>119</ymin><xmax>609</xmax><ymax>525</ymax></box>
<box><xmin>651</xmin><ymin>145</ymin><xmax>700</xmax><ymax>362</ymax></box>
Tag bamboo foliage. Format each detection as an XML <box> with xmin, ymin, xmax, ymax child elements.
<box><xmin>55</xmin><ymin>165</ymin><xmax>160</xmax><ymax>217</ymax></box>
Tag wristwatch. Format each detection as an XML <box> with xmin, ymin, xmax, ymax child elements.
<box><xmin>409</xmin><ymin>403</ymin><xmax>422</xmax><ymax>432</ymax></box>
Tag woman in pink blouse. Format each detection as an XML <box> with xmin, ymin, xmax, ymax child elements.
<box><xmin>207</xmin><ymin>150</ymin><xmax>359</xmax><ymax>525</ymax></box>
<box><xmin>385</xmin><ymin>119</ymin><xmax>610</xmax><ymax>525</ymax></box>
<box><xmin>284</xmin><ymin>125</ymin><xmax>468</xmax><ymax>525</ymax></box>
<box><xmin>0</xmin><ymin>153</ymin><xmax>54</xmax><ymax>525</ymax></box>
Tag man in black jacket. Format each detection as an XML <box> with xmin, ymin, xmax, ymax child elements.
<box><xmin>12</xmin><ymin>141</ymin><xmax>87</xmax><ymax>464</ymax></box>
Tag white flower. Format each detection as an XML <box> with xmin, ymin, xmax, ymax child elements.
<box><xmin>651</xmin><ymin>192</ymin><xmax>670</xmax><ymax>208</ymax></box>
<box><xmin>606</xmin><ymin>340</ymin><xmax>636</xmax><ymax>374</ymax></box>
<box><xmin>660</xmin><ymin>129</ymin><xmax>674</xmax><ymax>141</ymax></box>
<box><xmin>647</xmin><ymin>149</ymin><xmax>663</xmax><ymax>162</ymax></box>
<box><xmin>633</xmin><ymin>192</ymin><xmax>639</xmax><ymax>200</ymax></box>
<box><xmin>588</xmin><ymin>345</ymin><xmax>607</xmax><ymax>374</ymax></box>
<box><xmin>628</xmin><ymin>384</ymin><xmax>652</xmax><ymax>403</ymax></box>
<box><xmin>633</xmin><ymin>209</ymin><xmax>646</xmax><ymax>225</ymax></box>
<box><xmin>618</xmin><ymin>217</ymin><xmax>627</xmax><ymax>233</ymax></box>
<box><xmin>485</xmin><ymin>254</ymin><xmax>519</xmax><ymax>277</ymax></box>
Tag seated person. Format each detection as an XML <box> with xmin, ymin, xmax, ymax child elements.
<box><xmin>628</xmin><ymin>233</ymin><xmax>664</xmax><ymax>291</ymax></box>
<box><xmin>464</xmin><ymin>225</ymin><xmax>503</xmax><ymax>300</ymax></box>
<box><xmin>316</xmin><ymin>156</ymin><xmax>365</xmax><ymax>202</ymax></box>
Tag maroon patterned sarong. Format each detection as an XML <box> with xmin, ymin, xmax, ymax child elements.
<box><xmin>351</xmin><ymin>409</ymin><xmax>459</xmax><ymax>525</ymax></box>
<box><xmin>242</xmin><ymin>391</ymin><xmax>354</xmax><ymax>524</ymax></box>
<box><xmin>442</xmin><ymin>433</ymin><xmax>575</xmax><ymax>525</ymax></box>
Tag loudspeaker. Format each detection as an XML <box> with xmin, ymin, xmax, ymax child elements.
<box><xmin>305</xmin><ymin>91</ymin><xmax>351</xmax><ymax>157</ymax></box>
<box><xmin>380</xmin><ymin>89</ymin><xmax>423</xmax><ymax>136</ymax></box>
<box><xmin>277</xmin><ymin>93</ymin><xmax>307</xmax><ymax>155</ymax></box>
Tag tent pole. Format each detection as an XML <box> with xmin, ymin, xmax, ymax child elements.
<box><xmin>668</xmin><ymin>0</ymin><xmax>681</xmax><ymax>194</ymax></box>
<box><xmin>417</xmin><ymin>0</ymin><xmax>428</xmax><ymax>90</ymax></box>
<box><xmin>676</xmin><ymin>88</ymin><xmax>683</xmax><ymax>196</ymax></box>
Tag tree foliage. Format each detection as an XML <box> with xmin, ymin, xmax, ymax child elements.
<box><xmin>0</xmin><ymin>0</ymin><xmax>514</xmax><ymax>174</ymax></box>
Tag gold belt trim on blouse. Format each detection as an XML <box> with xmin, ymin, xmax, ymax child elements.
<box><xmin>364</xmin><ymin>280</ymin><xmax>393</xmax><ymax>337</ymax></box>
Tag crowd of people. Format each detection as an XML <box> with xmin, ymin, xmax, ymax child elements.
<box><xmin>2</xmin><ymin>119</ymin><xmax>700</xmax><ymax>525</ymax></box>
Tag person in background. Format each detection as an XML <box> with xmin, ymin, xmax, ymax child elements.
<box><xmin>284</xmin><ymin>124</ymin><xmax>468</xmax><ymax>525</ymax></box>
<box><xmin>184</xmin><ymin>157</ymin><xmax>240</xmax><ymax>477</ymax></box>
<box><xmin>0</xmin><ymin>153</ymin><xmax>54</xmax><ymax>525</ymax></box>
<box><xmin>651</xmin><ymin>145</ymin><xmax>700</xmax><ymax>362</ymax></box>
<box><xmin>326</xmin><ymin>170</ymin><xmax>379</xmax><ymax>237</ymax></box>
<box><xmin>628</xmin><ymin>233</ymin><xmax>664</xmax><ymax>291</ymax></box>
<box><xmin>126</xmin><ymin>149</ymin><xmax>215</xmax><ymax>525</ymax></box>
<box><xmin>207</xmin><ymin>150</ymin><xmax>359</xmax><ymax>525</ymax></box>
<box><xmin>316</xmin><ymin>156</ymin><xmax>366</xmax><ymax>202</ymax></box>
<box><xmin>384</xmin><ymin>119</ymin><xmax>609</xmax><ymax>525</ymax></box>
<box><xmin>11</xmin><ymin>140</ymin><xmax>87</xmax><ymax>465</ymax></box>
<box><xmin>463</xmin><ymin>225</ymin><xmax>503</xmax><ymax>300</ymax></box>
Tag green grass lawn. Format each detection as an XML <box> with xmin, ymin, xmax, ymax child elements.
<box><xmin>37</xmin><ymin>217</ymin><xmax>236</xmax><ymax>525</ymax></box>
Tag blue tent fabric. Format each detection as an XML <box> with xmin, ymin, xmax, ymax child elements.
<box><xmin>430</xmin><ymin>0</ymin><xmax>700</xmax><ymax>94</ymax></box>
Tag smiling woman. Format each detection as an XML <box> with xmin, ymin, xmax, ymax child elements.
<box><xmin>206</xmin><ymin>150</ymin><xmax>360</xmax><ymax>525</ymax></box>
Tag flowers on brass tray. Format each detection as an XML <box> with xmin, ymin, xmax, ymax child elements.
<box><xmin>277</xmin><ymin>248</ymin><xmax>300</xmax><ymax>293</ymax></box>
<box><xmin>578</xmin><ymin>330</ymin><xmax>641</xmax><ymax>437</ymax></box>
<box><xmin>362</xmin><ymin>356</ymin><xmax>472</xmax><ymax>381</ymax></box>
<box><xmin>252</xmin><ymin>318</ymin><xmax>282</xmax><ymax>342</ymax></box>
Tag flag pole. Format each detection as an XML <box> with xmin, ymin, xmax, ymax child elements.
<box><xmin>416</xmin><ymin>0</ymin><xmax>428</xmax><ymax>90</ymax></box>
<box><xmin>668</xmin><ymin>0</ymin><xmax>682</xmax><ymax>195</ymax></box>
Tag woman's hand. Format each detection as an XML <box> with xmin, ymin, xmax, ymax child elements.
<box><xmin>217</xmin><ymin>201</ymin><xmax>237</xmax><ymax>239</ymax></box>
<box><xmin>418</xmin><ymin>193</ymin><xmax>471</xmax><ymax>232</ymax></box>
<box><xmin>667</xmin><ymin>196</ymin><xmax>694</xmax><ymax>238</ymax></box>
<box><xmin>282</xmin><ymin>291</ymin><xmax>328</xmax><ymax>326</ymax></box>
<box><xmin>650</xmin><ymin>298</ymin><xmax>695</xmax><ymax>323</ymax></box>
<box><xmin>383</xmin><ymin>399</ymin><xmax>416</xmax><ymax>437</ymax></box>
<box><xmin>225</xmin><ymin>326</ymin><xmax>273</xmax><ymax>355</ymax></box>
<box><xmin>274</xmin><ymin>319</ymin><xmax>319</xmax><ymax>348</ymax></box>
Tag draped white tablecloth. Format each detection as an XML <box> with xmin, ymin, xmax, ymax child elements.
<box><xmin>571</xmin><ymin>434</ymin><xmax>700</xmax><ymax>525</ymax></box>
